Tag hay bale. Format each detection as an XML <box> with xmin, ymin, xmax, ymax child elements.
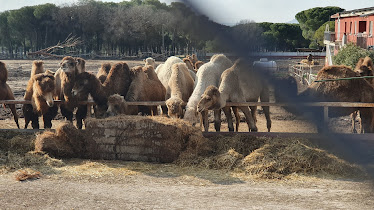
<box><xmin>85</xmin><ymin>115</ymin><xmax>207</xmax><ymax>163</ymax></box>
<box><xmin>239</xmin><ymin>138</ymin><xmax>363</xmax><ymax>179</ymax></box>
<box><xmin>35</xmin><ymin>122</ymin><xmax>87</xmax><ymax>158</ymax></box>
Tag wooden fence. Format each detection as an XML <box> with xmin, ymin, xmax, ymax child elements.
<box><xmin>2</xmin><ymin>100</ymin><xmax>374</xmax><ymax>127</ymax></box>
<box><xmin>289</xmin><ymin>64</ymin><xmax>319</xmax><ymax>86</ymax></box>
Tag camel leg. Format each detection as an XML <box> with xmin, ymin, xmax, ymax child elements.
<box><xmin>351</xmin><ymin>111</ymin><xmax>358</xmax><ymax>133</ymax></box>
<box><xmin>359</xmin><ymin>108</ymin><xmax>372</xmax><ymax>133</ymax></box>
<box><xmin>200</xmin><ymin>110</ymin><xmax>209</xmax><ymax>132</ymax></box>
<box><xmin>6</xmin><ymin>104</ymin><xmax>19</xmax><ymax>129</ymax></box>
<box><xmin>213</xmin><ymin>109</ymin><xmax>222</xmax><ymax>132</ymax></box>
<box><xmin>232</xmin><ymin>106</ymin><xmax>240</xmax><ymax>132</ymax></box>
<box><xmin>262</xmin><ymin>105</ymin><xmax>271</xmax><ymax>132</ymax></box>
<box><xmin>260</xmin><ymin>85</ymin><xmax>271</xmax><ymax>132</ymax></box>
<box><xmin>161</xmin><ymin>105</ymin><xmax>168</xmax><ymax>116</ymax></box>
<box><xmin>222</xmin><ymin>107</ymin><xmax>234</xmax><ymax>132</ymax></box>
<box><xmin>31</xmin><ymin>114</ymin><xmax>40</xmax><ymax>130</ymax></box>
<box><xmin>250</xmin><ymin>106</ymin><xmax>257</xmax><ymax>123</ymax></box>
<box><xmin>238</xmin><ymin>106</ymin><xmax>257</xmax><ymax>132</ymax></box>
<box><xmin>151</xmin><ymin>106</ymin><xmax>158</xmax><ymax>116</ymax></box>
<box><xmin>43</xmin><ymin>105</ymin><xmax>58</xmax><ymax>129</ymax></box>
<box><xmin>76</xmin><ymin>105</ymin><xmax>87</xmax><ymax>129</ymax></box>
<box><xmin>60</xmin><ymin>105</ymin><xmax>73</xmax><ymax>122</ymax></box>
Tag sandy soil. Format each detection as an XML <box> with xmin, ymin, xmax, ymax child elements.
<box><xmin>0</xmin><ymin>59</ymin><xmax>372</xmax><ymax>209</ymax></box>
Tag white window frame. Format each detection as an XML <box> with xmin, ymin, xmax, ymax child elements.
<box><xmin>369</xmin><ymin>21</ymin><xmax>373</xmax><ymax>37</ymax></box>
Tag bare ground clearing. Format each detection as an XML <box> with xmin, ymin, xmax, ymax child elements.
<box><xmin>0</xmin><ymin>59</ymin><xmax>373</xmax><ymax>209</ymax></box>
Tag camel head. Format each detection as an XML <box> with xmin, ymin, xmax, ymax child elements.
<box><xmin>183</xmin><ymin>58</ymin><xmax>194</xmax><ymax>71</ymax></box>
<box><xmin>32</xmin><ymin>60</ymin><xmax>44</xmax><ymax>69</ymax></box>
<box><xmin>144</xmin><ymin>57</ymin><xmax>156</xmax><ymax>69</ymax></box>
<box><xmin>33</xmin><ymin>73</ymin><xmax>55</xmax><ymax>107</ymax></box>
<box><xmin>75</xmin><ymin>57</ymin><xmax>86</xmax><ymax>74</ymax></box>
<box><xmin>197</xmin><ymin>85</ymin><xmax>222</xmax><ymax>113</ymax></box>
<box><xmin>166</xmin><ymin>97</ymin><xmax>185</xmax><ymax>118</ymax></box>
<box><xmin>58</xmin><ymin>56</ymin><xmax>78</xmax><ymax>74</ymax></box>
<box><xmin>195</xmin><ymin>61</ymin><xmax>204</xmax><ymax>70</ymax></box>
<box><xmin>0</xmin><ymin>61</ymin><xmax>8</xmax><ymax>82</ymax></box>
<box><xmin>72</xmin><ymin>72</ymin><xmax>93</xmax><ymax>97</ymax></box>
<box><xmin>107</xmin><ymin>94</ymin><xmax>127</xmax><ymax>116</ymax></box>
<box><xmin>100</xmin><ymin>63</ymin><xmax>111</xmax><ymax>74</ymax></box>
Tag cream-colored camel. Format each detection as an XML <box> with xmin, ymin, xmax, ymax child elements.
<box><xmin>197</xmin><ymin>59</ymin><xmax>271</xmax><ymax>132</ymax></box>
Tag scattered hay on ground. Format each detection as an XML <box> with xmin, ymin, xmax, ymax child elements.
<box><xmin>176</xmin><ymin>134</ymin><xmax>365</xmax><ymax>179</ymax></box>
<box><xmin>14</xmin><ymin>168</ymin><xmax>41</xmax><ymax>181</ymax></box>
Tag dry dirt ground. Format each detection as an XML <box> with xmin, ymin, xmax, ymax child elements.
<box><xmin>0</xmin><ymin>59</ymin><xmax>373</xmax><ymax>209</ymax></box>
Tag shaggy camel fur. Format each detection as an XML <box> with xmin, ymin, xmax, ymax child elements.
<box><xmin>54</xmin><ymin>56</ymin><xmax>87</xmax><ymax>129</ymax></box>
<box><xmin>184</xmin><ymin>54</ymin><xmax>238</xmax><ymax>132</ymax></box>
<box><xmin>165</xmin><ymin>63</ymin><xmax>195</xmax><ymax>118</ymax></box>
<box><xmin>75</xmin><ymin>57</ymin><xmax>86</xmax><ymax>74</ymax></box>
<box><xmin>23</xmin><ymin>71</ymin><xmax>57</xmax><ymax>129</ymax></box>
<box><xmin>72</xmin><ymin>62</ymin><xmax>132</xmax><ymax>117</ymax></box>
<box><xmin>186</xmin><ymin>54</ymin><xmax>198</xmax><ymax>65</ymax></box>
<box><xmin>123</xmin><ymin>66</ymin><xmax>166</xmax><ymax>116</ymax></box>
<box><xmin>72</xmin><ymin>72</ymin><xmax>109</xmax><ymax>117</ymax></box>
<box><xmin>102</xmin><ymin>62</ymin><xmax>131</xmax><ymax>96</ymax></box>
<box><xmin>0</xmin><ymin>61</ymin><xmax>19</xmax><ymax>128</ymax></box>
<box><xmin>183</xmin><ymin>58</ymin><xmax>195</xmax><ymax>72</ymax></box>
<box><xmin>155</xmin><ymin>56</ymin><xmax>193</xmax><ymax>114</ymax></box>
<box><xmin>144</xmin><ymin>57</ymin><xmax>156</xmax><ymax>69</ymax></box>
<box><xmin>106</xmin><ymin>94</ymin><xmax>127</xmax><ymax>115</ymax></box>
<box><xmin>274</xmin><ymin>65</ymin><xmax>374</xmax><ymax>133</ymax></box>
<box><xmin>197</xmin><ymin>59</ymin><xmax>271</xmax><ymax>132</ymax></box>
<box><xmin>96</xmin><ymin>62</ymin><xmax>111</xmax><ymax>84</ymax></box>
<box><xmin>350</xmin><ymin>56</ymin><xmax>374</xmax><ymax>133</ymax></box>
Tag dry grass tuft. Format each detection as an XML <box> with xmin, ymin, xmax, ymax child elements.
<box><xmin>14</xmin><ymin>168</ymin><xmax>41</xmax><ymax>181</ymax></box>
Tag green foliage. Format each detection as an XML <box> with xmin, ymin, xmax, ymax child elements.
<box><xmin>333</xmin><ymin>43</ymin><xmax>374</xmax><ymax>69</ymax></box>
<box><xmin>296</xmin><ymin>7</ymin><xmax>343</xmax><ymax>41</ymax></box>
<box><xmin>258</xmin><ymin>22</ymin><xmax>309</xmax><ymax>51</ymax></box>
<box><xmin>314</xmin><ymin>21</ymin><xmax>335</xmax><ymax>47</ymax></box>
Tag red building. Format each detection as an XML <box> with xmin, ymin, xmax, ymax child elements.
<box><xmin>324</xmin><ymin>7</ymin><xmax>374</xmax><ymax>65</ymax></box>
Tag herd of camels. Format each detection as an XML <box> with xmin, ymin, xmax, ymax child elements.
<box><xmin>0</xmin><ymin>54</ymin><xmax>374</xmax><ymax>133</ymax></box>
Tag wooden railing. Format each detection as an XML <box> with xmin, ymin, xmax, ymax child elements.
<box><xmin>2</xmin><ymin>100</ymin><xmax>374</xmax><ymax>126</ymax></box>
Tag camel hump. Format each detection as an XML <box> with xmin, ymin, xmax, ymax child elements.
<box><xmin>317</xmin><ymin>65</ymin><xmax>357</xmax><ymax>79</ymax></box>
<box><xmin>0</xmin><ymin>61</ymin><xmax>8</xmax><ymax>83</ymax></box>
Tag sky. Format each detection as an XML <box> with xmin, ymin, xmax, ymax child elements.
<box><xmin>0</xmin><ymin>0</ymin><xmax>373</xmax><ymax>25</ymax></box>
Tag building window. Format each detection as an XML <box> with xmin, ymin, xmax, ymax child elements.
<box><xmin>350</xmin><ymin>22</ymin><xmax>353</xmax><ymax>34</ymax></box>
<box><xmin>370</xmin><ymin>21</ymin><xmax>373</xmax><ymax>36</ymax></box>
<box><xmin>355</xmin><ymin>21</ymin><xmax>357</xmax><ymax>34</ymax></box>
<box><xmin>359</xmin><ymin>21</ymin><xmax>367</xmax><ymax>33</ymax></box>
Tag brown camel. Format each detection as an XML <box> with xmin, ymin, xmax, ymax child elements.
<box><xmin>0</xmin><ymin>61</ymin><xmax>19</xmax><ymax>128</ymax></box>
<box><xmin>197</xmin><ymin>59</ymin><xmax>271</xmax><ymax>132</ymax></box>
<box><xmin>75</xmin><ymin>57</ymin><xmax>86</xmax><ymax>74</ymax></box>
<box><xmin>183</xmin><ymin>58</ymin><xmax>195</xmax><ymax>72</ymax></box>
<box><xmin>122</xmin><ymin>66</ymin><xmax>166</xmax><ymax>116</ymax></box>
<box><xmin>96</xmin><ymin>63</ymin><xmax>111</xmax><ymax>84</ymax></box>
<box><xmin>54</xmin><ymin>56</ymin><xmax>87</xmax><ymax>129</ymax></box>
<box><xmin>72</xmin><ymin>62</ymin><xmax>132</xmax><ymax>117</ymax></box>
<box><xmin>23</xmin><ymin>71</ymin><xmax>57</xmax><ymax>129</ymax></box>
<box><xmin>274</xmin><ymin>65</ymin><xmax>374</xmax><ymax>133</ymax></box>
<box><xmin>195</xmin><ymin>61</ymin><xmax>204</xmax><ymax>70</ymax></box>
<box><xmin>351</xmin><ymin>56</ymin><xmax>374</xmax><ymax>133</ymax></box>
<box><xmin>72</xmin><ymin>72</ymin><xmax>109</xmax><ymax>118</ymax></box>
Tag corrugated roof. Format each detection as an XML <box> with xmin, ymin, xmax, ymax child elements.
<box><xmin>331</xmin><ymin>7</ymin><xmax>374</xmax><ymax>19</ymax></box>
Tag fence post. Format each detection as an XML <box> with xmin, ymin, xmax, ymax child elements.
<box><xmin>324</xmin><ymin>106</ymin><xmax>329</xmax><ymax>124</ymax></box>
